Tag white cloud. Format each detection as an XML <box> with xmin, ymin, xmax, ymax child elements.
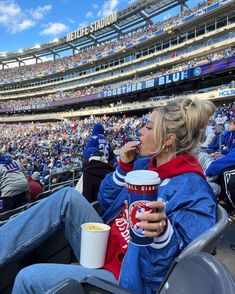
<box><xmin>11</xmin><ymin>19</ymin><xmax>35</xmax><ymax>34</ymax></box>
<box><xmin>85</xmin><ymin>11</ymin><xmax>93</xmax><ymax>18</ymax></box>
<box><xmin>92</xmin><ymin>4</ymin><xmax>98</xmax><ymax>9</ymax></box>
<box><xmin>40</xmin><ymin>22</ymin><xmax>69</xmax><ymax>36</ymax></box>
<box><xmin>0</xmin><ymin>0</ymin><xmax>21</xmax><ymax>26</ymax></box>
<box><xmin>98</xmin><ymin>0</ymin><xmax>120</xmax><ymax>17</ymax></box>
<box><xmin>0</xmin><ymin>0</ymin><xmax>52</xmax><ymax>34</ymax></box>
<box><xmin>28</xmin><ymin>5</ymin><xmax>52</xmax><ymax>20</ymax></box>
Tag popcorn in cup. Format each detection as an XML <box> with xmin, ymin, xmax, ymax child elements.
<box><xmin>80</xmin><ymin>222</ymin><xmax>110</xmax><ymax>268</ymax></box>
<box><xmin>125</xmin><ymin>170</ymin><xmax>160</xmax><ymax>246</ymax></box>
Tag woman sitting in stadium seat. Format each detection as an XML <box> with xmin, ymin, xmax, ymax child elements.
<box><xmin>0</xmin><ymin>97</ymin><xmax>216</xmax><ymax>294</ymax></box>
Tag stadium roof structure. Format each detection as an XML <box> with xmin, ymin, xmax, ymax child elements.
<box><xmin>0</xmin><ymin>0</ymin><xmax>188</xmax><ymax>67</ymax></box>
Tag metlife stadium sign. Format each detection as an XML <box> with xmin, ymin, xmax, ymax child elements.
<box><xmin>66</xmin><ymin>12</ymin><xmax>117</xmax><ymax>42</ymax></box>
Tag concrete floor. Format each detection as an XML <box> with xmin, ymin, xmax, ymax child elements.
<box><xmin>216</xmin><ymin>221</ymin><xmax>235</xmax><ymax>278</ymax></box>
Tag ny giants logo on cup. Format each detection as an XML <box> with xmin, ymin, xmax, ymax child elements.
<box><xmin>129</xmin><ymin>200</ymin><xmax>153</xmax><ymax>237</ymax></box>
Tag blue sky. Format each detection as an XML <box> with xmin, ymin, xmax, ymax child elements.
<box><xmin>0</xmin><ymin>0</ymin><xmax>202</xmax><ymax>53</ymax></box>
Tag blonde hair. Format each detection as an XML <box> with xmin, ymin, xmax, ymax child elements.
<box><xmin>153</xmin><ymin>98</ymin><xmax>216</xmax><ymax>155</ymax></box>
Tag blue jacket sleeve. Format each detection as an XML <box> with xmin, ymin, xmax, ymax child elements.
<box><xmin>205</xmin><ymin>150</ymin><xmax>235</xmax><ymax>177</ymax></box>
<box><xmin>208</xmin><ymin>133</ymin><xmax>225</xmax><ymax>150</ymax></box>
<box><xmin>97</xmin><ymin>164</ymin><xmax>128</xmax><ymax>212</ymax></box>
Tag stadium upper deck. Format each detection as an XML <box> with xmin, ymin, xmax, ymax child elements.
<box><xmin>0</xmin><ymin>0</ymin><xmax>188</xmax><ymax>67</ymax></box>
<box><xmin>0</xmin><ymin>0</ymin><xmax>235</xmax><ymax>122</ymax></box>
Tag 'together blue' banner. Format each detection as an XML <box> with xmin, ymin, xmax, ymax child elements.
<box><xmin>1</xmin><ymin>56</ymin><xmax>235</xmax><ymax>113</ymax></box>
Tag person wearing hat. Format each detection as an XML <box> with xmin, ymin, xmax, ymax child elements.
<box><xmin>83</xmin><ymin>123</ymin><xmax>114</xmax><ymax>163</ymax></box>
<box><xmin>27</xmin><ymin>172</ymin><xmax>43</xmax><ymax>201</ymax></box>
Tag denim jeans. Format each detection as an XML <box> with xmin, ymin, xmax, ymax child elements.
<box><xmin>0</xmin><ymin>187</ymin><xmax>116</xmax><ymax>293</ymax></box>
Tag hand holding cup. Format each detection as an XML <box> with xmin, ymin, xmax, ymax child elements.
<box><xmin>136</xmin><ymin>201</ymin><xmax>167</xmax><ymax>238</ymax></box>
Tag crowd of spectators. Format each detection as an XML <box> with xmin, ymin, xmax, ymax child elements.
<box><xmin>0</xmin><ymin>0</ymin><xmax>222</xmax><ymax>85</ymax></box>
<box><xmin>0</xmin><ymin>101</ymin><xmax>234</xmax><ymax>185</ymax></box>
<box><xmin>0</xmin><ymin>114</ymin><xmax>147</xmax><ymax>182</ymax></box>
<box><xmin>0</xmin><ymin>48</ymin><xmax>234</xmax><ymax>112</ymax></box>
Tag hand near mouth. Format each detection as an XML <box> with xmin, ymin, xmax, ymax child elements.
<box><xmin>119</xmin><ymin>141</ymin><xmax>141</xmax><ymax>163</ymax></box>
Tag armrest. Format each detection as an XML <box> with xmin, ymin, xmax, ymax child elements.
<box><xmin>45</xmin><ymin>278</ymin><xmax>85</xmax><ymax>294</ymax></box>
<box><xmin>81</xmin><ymin>276</ymin><xmax>134</xmax><ymax>294</ymax></box>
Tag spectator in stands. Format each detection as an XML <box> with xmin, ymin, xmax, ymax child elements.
<box><xmin>206</xmin><ymin>124</ymin><xmax>226</xmax><ymax>153</ymax></box>
<box><xmin>27</xmin><ymin>172</ymin><xmax>43</xmax><ymax>202</ymax></box>
<box><xmin>205</xmin><ymin>150</ymin><xmax>235</xmax><ymax>216</ymax></box>
<box><xmin>0</xmin><ymin>97</ymin><xmax>216</xmax><ymax>294</ymax></box>
<box><xmin>221</xmin><ymin>119</ymin><xmax>235</xmax><ymax>155</ymax></box>
<box><xmin>0</xmin><ymin>153</ymin><xmax>28</xmax><ymax>212</ymax></box>
<box><xmin>83</xmin><ymin>123</ymin><xmax>114</xmax><ymax>163</ymax></box>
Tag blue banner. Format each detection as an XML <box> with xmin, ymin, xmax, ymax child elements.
<box><xmin>219</xmin><ymin>88</ymin><xmax>235</xmax><ymax>97</ymax></box>
<box><xmin>1</xmin><ymin>54</ymin><xmax>235</xmax><ymax>114</ymax></box>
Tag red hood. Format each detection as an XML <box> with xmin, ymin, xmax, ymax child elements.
<box><xmin>148</xmin><ymin>154</ymin><xmax>205</xmax><ymax>180</ymax></box>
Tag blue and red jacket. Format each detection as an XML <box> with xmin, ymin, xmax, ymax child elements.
<box><xmin>98</xmin><ymin>154</ymin><xmax>216</xmax><ymax>294</ymax></box>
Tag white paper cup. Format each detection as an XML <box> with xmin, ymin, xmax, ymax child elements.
<box><xmin>80</xmin><ymin>222</ymin><xmax>110</xmax><ymax>268</ymax></box>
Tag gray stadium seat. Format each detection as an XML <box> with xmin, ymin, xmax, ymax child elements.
<box><xmin>45</xmin><ymin>251</ymin><xmax>235</xmax><ymax>294</ymax></box>
<box><xmin>158</xmin><ymin>251</ymin><xmax>235</xmax><ymax>294</ymax></box>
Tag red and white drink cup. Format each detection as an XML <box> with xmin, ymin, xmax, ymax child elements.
<box><xmin>125</xmin><ymin>170</ymin><xmax>161</xmax><ymax>246</ymax></box>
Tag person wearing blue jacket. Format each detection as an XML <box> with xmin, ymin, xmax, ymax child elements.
<box><xmin>205</xmin><ymin>148</ymin><xmax>235</xmax><ymax>178</ymax></box>
<box><xmin>205</xmin><ymin>148</ymin><xmax>235</xmax><ymax>220</ymax></box>
<box><xmin>220</xmin><ymin>119</ymin><xmax>235</xmax><ymax>155</ymax></box>
<box><xmin>206</xmin><ymin>125</ymin><xmax>226</xmax><ymax>153</ymax></box>
<box><xmin>83</xmin><ymin>123</ymin><xmax>113</xmax><ymax>162</ymax></box>
<box><xmin>0</xmin><ymin>98</ymin><xmax>216</xmax><ymax>294</ymax></box>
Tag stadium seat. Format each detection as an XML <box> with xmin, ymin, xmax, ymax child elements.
<box><xmin>0</xmin><ymin>203</ymin><xmax>28</xmax><ymax>223</ymax></box>
<box><xmin>45</xmin><ymin>251</ymin><xmax>235</xmax><ymax>294</ymax></box>
<box><xmin>45</xmin><ymin>279</ymin><xmax>85</xmax><ymax>294</ymax></box>
<box><xmin>44</xmin><ymin>170</ymin><xmax>74</xmax><ymax>191</ymax></box>
<box><xmin>45</xmin><ymin>277</ymin><xmax>131</xmax><ymax>294</ymax></box>
<box><xmin>158</xmin><ymin>252</ymin><xmax>235</xmax><ymax>294</ymax></box>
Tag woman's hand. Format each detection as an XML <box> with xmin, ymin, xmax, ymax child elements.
<box><xmin>137</xmin><ymin>201</ymin><xmax>167</xmax><ymax>237</ymax></box>
<box><xmin>119</xmin><ymin>141</ymin><xmax>141</xmax><ymax>164</ymax></box>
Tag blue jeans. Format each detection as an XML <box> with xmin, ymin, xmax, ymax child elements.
<box><xmin>0</xmin><ymin>187</ymin><xmax>116</xmax><ymax>293</ymax></box>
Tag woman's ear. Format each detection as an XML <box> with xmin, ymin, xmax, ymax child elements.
<box><xmin>165</xmin><ymin>133</ymin><xmax>176</xmax><ymax>146</ymax></box>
